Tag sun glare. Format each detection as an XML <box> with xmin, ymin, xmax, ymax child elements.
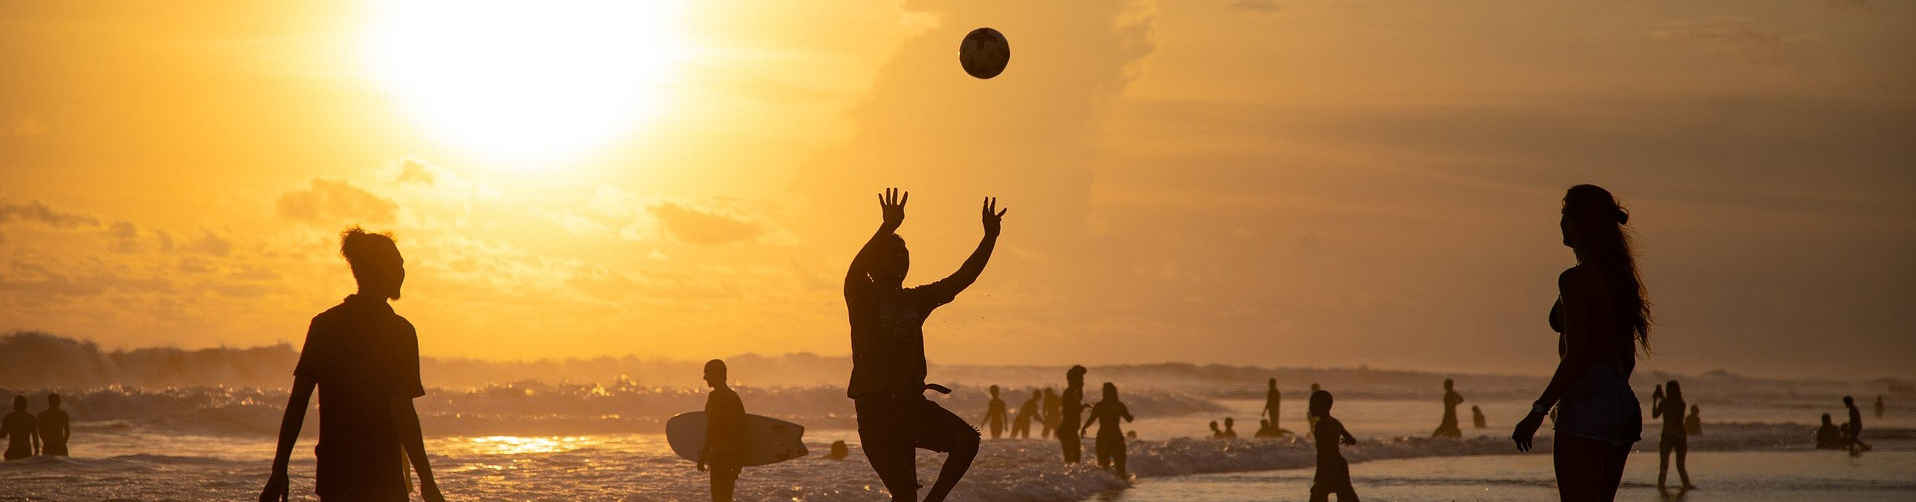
<box><xmin>362</xmin><ymin>0</ymin><xmax>688</xmax><ymax>164</ymax></box>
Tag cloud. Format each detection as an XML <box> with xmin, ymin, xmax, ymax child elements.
<box><xmin>0</xmin><ymin>200</ymin><xmax>99</xmax><ymax>228</ymax></box>
<box><xmin>1231</xmin><ymin>0</ymin><xmax>1281</xmax><ymax>13</ymax></box>
<box><xmin>184</xmin><ymin>231</ymin><xmax>232</xmax><ymax>256</ymax></box>
<box><xmin>276</xmin><ymin>179</ymin><xmax>399</xmax><ymax>225</ymax></box>
<box><xmin>396</xmin><ymin>159</ymin><xmax>436</xmax><ymax>185</ymax></box>
<box><xmin>106</xmin><ymin>221</ymin><xmax>142</xmax><ymax>252</ymax></box>
<box><xmin>647</xmin><ymin>202</ymin><xmax>763</xmax><ymax>245</ymax></box>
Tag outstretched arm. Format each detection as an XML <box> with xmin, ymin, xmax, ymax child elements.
<box><xmin>846</xmin><ymin>188</ymin><xmax>907</xmax><ymax>293</ymax></box>
<box><xmin>1339</xmin><ymin>423</ymin><xmax>1357</xmax><ymax>445</ymax></box>
<box><xmin>260</xmin><ymin>375</ymin><xmax>316</xmax><ymax>502</ymax></box>
<box><xmin>918</xmin><ymin>197</ymin><xmax>1006</xmax><ymax>300</ymax></box>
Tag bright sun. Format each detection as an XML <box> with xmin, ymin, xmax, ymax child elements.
<box><xmin>362</xmin><ymin>1</ymin><xmax>688</xmax><ymax>163</ymax></box>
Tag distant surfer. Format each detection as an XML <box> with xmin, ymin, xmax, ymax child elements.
<box><xmin>2</xmin><ymin>395</ymin><xmax>38</xmax><ymax>460</ymax></box>
<box><xmin>1209</xmin><ymin>420</ymin><xmax>1223</xmax><ymax>439</ymax></box>
<box><xmin>1875</xmin><ymin>395</ymin><xmax>1884</xmax><ymax>419</ymax></box>
<box><xmin>1081</xmin><ymin>382</ymin><xmax>1134</xmax><ymax>479</ymax></box>
<box><xmin>1432</xmin><ymin>378</ymin><xmax>1463</xmax><ymax>438</ymax></box>
<box><xmin>1222</xmin><ymin>417</ymin><xmax>1240</xmax><ymax>439</ymax></box>
<box><xmin>1012</xmin><ymin>389</ymin><xmax>1043</xmax><ymax>439</ymax></box>
<box><xmin>1260</xmin><ymin>378</ymin><xmax>1282</xmax><ymax>434</ymax></box>
<box><xmin>1685</xmin><ymin>404</ymin><xmax>1702</xmax><ymax>435</ymax></box>
<box><xmin>979</xmin><ymin>385</ymin><xmax>1008</xmax><ymax>439</ymax></box>
<box><xmin>37</xmin><ymin>394</ymin><xmax>68</xmax><ymax>456</ymax></box>
<box><xmin>1471</xmin><ymin>405</ymin><xmax>1487</xmax><ymax>429</ymax></box>
<box><xmin>1843</xmin><ymin>396</ymin><xmax>1871</xmax><ymax>454</ymax></box>
<box><xmin>1653</xmin><ymin>380</ymin><xmax>1694</xmax><ymax>490</ymax></box>
<box><xmin>844</xmin><ymin>188</ymin><xmax>1002</xmax><ymax>501</ymax></box>
<box><xmin>698</xmin><ymin>359</ymin><xmax>746</xmax><ymax>502</ymax></box>
<box><xmin>261</xmin><ymin>227</ymin><xmax>446</xmax><ymax>502</ymax></box>
<box><xmin>1307</xmin><ymin>390</ymin><xmax>1360</xmax><ymax>502</ymax></box>
<box><xmin>1060</xmin><ymin>366</ymin><xmax>1089</xmax><ymax>463</ymax></box>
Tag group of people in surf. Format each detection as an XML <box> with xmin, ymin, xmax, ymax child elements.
<box><xmin>246</xmin><ymin>184</ymin><xmax>1863</xmax><ymax>502</ymax></box>
<box><xmin>1814</xmin><ymin>395</ymin><xmax>1879</xmax><ymax>455</ymax></box>
<box><xmin>1</xmin><ymin>394</ymin><xmax>71</xmax><ymax>460</ymax></box>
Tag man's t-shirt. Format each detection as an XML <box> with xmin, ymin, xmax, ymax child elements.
<box><xmin>704</xmin><ymin>387</ymin><xmax>746</xmax><ymax>467</ymax></box>
<box><xmin>294</xmin><ymin>294</ymin><xmax>425</xmax><ymax>500</ymax></box>
<box><xmin>845</xmin><ymin>281</ymin><xmax>961</xmax><ymax>399</ymax></box>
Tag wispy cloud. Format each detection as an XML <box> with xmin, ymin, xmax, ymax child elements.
<box><xmin>276</xmin><ymin>179</ymin><xmax>399</xmax><ymax>225</ymax></box>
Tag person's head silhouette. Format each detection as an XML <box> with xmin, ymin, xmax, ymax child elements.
<box><xmin>1665</xmin><ymin>380</ymin><xmax>1682</xmax><ymax>402</ymax></box>
<box><xmin>1209</xmin><ymin>420</ymin><xmax>1220</xmax><ymax>433</ymax></box>
<box><xmin>1067</xmin><ymin>365</ymin><xmax>1087</xmax><ymax>387</ymax></box>
<box><xmin>1690</xmin><ymin>404</ymin><xmax>1699</xmax><ymax>413</ymax></box>
<box><xmin>989</xmin><ymin>385</ymin><xmax>1000</xmax><ymax>398</ymax></box>
<box><xmin>341</xmin><ymin>227</ymin><xmax>403</xmax><ymax>300</ymax></box>
<box><xmin>11</xmin><ymin>395</ymin><xmax>24</xmax><ymax>412</ymax></box>
<box><xmin>45</xmin><ymin>393</ymin><xmax>59</xmax><ymax>410</ymax></box>
<box><xmin>1102</xmin><ymin>382</ymin><xmax>1118</xmax><ymax>402</ymax></box>
<box><xmin>1309</xmin><ymin>390</ymin><xmax>1333</xmax><ymax>418</ymax></box>
<box><xmin>1822</xmin><ymin>413</ymin><xmax>1833</xmax><ymax>425</ymax></box>
<box><xmin>704</xmin><ymin>359</ymin><xmax>727</xmax><ymax>389</ymax></box>
<box><xmin>871</xmin><ymin>234</ymin><xmax>909</xmax><ymax>287</ymax></box>
<box><xmin>1444</xmin><ymin>378</ymin><xmax>1454</xmax><ymax>391</ymax></box>
<box><xmin>1224</xmin><ymin>417</ymin><xmax>1235</xmax><ymax>431</ymax></box>
<box><xmin>1268</xmin><ymin>377</ymin><xmax>1277</xmax><ymax>390</ymax></box>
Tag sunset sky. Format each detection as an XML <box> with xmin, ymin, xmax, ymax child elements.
<box><xmin>2</xmin><ymin>0</ymin><xmax>1910</xmax><ymax>378</ymax></box>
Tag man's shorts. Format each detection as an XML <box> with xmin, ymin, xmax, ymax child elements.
<box><xmin>855</xmin><ymin>395</ymin><xmax>978</xmax><ymax>453</ymax></box>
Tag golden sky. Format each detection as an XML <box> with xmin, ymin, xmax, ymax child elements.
<box><xmin>2</xmin><ymin>0</ymin><xmax>1911</xmax><ymax>378</ymax></box>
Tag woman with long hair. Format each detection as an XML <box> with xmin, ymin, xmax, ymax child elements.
<box><xmin>1513</xmin><ymin>184</ymin><xmax>1650</xmax><ymax>502</ymax></box>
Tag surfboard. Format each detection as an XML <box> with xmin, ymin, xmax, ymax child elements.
<box><xmin>665</xmin><ymin>411</ymin><xmax>809</xmax><ymax>467</ymax></box>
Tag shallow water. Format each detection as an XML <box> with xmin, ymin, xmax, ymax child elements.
<box><xmin>1097</xmin><ymin>450</ymin><xmax>1916</xmax><ymax>501</ymax></box>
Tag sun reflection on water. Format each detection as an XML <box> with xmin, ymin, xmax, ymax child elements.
<box><xmin>462</xmin><ymin>435</ymin><xmax>595</xmax><ymax>455</ymax></box>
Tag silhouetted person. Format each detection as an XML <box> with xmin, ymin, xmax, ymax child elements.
<box><xmin>1432</xmin><ymin>378</ymin><xmax>1464</xmax><ymax>438</ymax></box>
<box><xmin>1060</xmin><ymin>366</ymin><xmax>1088</xmax><ymax>463</ymax></box>
<box><xmin>1209</xmin><ymin>420</ymin><xmax>1222</xmax><ymax>439</ymax></box>
<box><xmin>844</xmin><ymin>189</ymin><xmax>1000</xmax><ymax>502</ymax></box>
<box><xmin>1041</xmin><ymin>388</ymin><xmax>1062</xmax><ymax>439</ymax></box>
<box><xmin>1874</xmin><ymin>395</ymin><xmax>1884</xmax><ymax>419</ymax></box>
<box><xmin>1813</xmin><ymin>414</ymin><xmax>1844</xmax><ymax>449</ymax></box>
<box><xmin>2</xmin><ymin>396</ymin><xmax>38</xmax><ymax>460</ymax></box>
<box><xmin>1684</xmin><ymin>404</ymin><xmax>1701</xmax><ymax>436</ymax></box>
<box><xmin>1308</xmin><ymin>390</ymin><xmax>1359</xmax><ymax>502</ymax></box>
<box><xmin>827</xmin><ymin>440</ymin><xmax>850</xmax><ymax>460</ymax></box>
<box><xmin>261</xmin><ymin>227</ymin><xmax>445</xmax><ymax>502</ymax></box>
<box><xmin>1472</xmin><ymin>405</ymin><xmax>1487</xmax><ymax>429</ymax></box>
<box><xmin>1512</xmin><ymin>185</ymin><xmax>1648</xmax><ymax>502</ymax></box>
<box><xmin>1011</xmin><ymin>390</ymin><xmax>1042</xmax><ymax>439</ymax></box>
<box><xmin>1080</xmin><ymin>382</ymin><xmax>1133</xmax><ymax>479</ymax></box>
<box><xmin>1260</xmin><ymin>378</ymin><xmax>1282</xmax><ymax>434</ymax></box>
<box><xmin>1222</xmin><ymin>417</ymin><xmax>1239</xmax><ymax>439</ymax></box>
<box><xmin>698</xmin><ymin>359</ymin><xmax>746</xmax><ymax>502</ymax></box>
<box><xmin>1255</xmin><ymin>419</ymin><xmax>1273</xmax><ymax>438</ymax></box>
<box><xmin>1843</xmin><ymin>395</ymin><xmax>1870</xmax><ymax>454</ymax></box>
<box><xmin>979</xmin><ymin>385</ymin><xmax>1008</xmax><ymax>439</ymax></box>
<box><xmin>1653</xmin><ymin>380</ymin><xmax>1693</xmax><ymax>490</ymax></box>
<box><xmin>37</xmin><ymin>393</ymin><xmax>68</xmax><ymax>456</ymax></box>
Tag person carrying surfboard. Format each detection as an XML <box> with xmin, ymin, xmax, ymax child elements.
<box><xmin>698</xmin><ymin>359</ymin><xmax>747</xmax><ymax>502</ymax></box>
<box><xmin>845</xmin><ymin>188</ymin><xmax>1004</xmax><ymax>502</ymax></box>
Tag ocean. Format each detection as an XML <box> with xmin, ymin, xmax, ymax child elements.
<box><xmin>2</xmin><ymin>394</ymin><xmax>1910</xmax><ymax>501</ymax></box>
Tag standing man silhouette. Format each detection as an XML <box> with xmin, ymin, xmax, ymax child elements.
<box><xmin>260</xmin><ymin>227</ymin><xmax>445</xmax><ymax>502</ymax></box>
<box><xmin>979</xmin><ymin>385</ymin><xmax>1008</xmax><ymax>439</ymax></box>
<box><xmin>37</xmin><ymin>394</ymin><xmax>69</xmax><ymax>456</ymax></box>
<box><xmin>1260</xmin><ymin>378</ymin><xmax>1281</xmax><ymax>434</ymax></box>
<box><xmin>698</xmin><ymin>359</ymin><xmax>746</xmax><ymax>502</ymax></box>
<box><xmin>1060</xmin><ymin>366</ymin><xmax>1089</xmax><ymax>463</ymax></box>
<box><xmin>845</xmin><ymin>188</ymin><xmax>1004</xmax><ymax>502</ymax></box>
<box><xmin>1432</xmin><ymin>378</ymin><xmax>1464</xmax><ymax>438</ymax></box>
<box><xmin>1</xmin><ymin>396</ymin><xmax>37</xmax><ymax>460</ymax></box>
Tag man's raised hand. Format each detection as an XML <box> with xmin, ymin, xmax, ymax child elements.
<box><xmin>880</xmin><ymin>187</ymin><xmax>907</xmax><ymax>230</ymax></box>
<box><xmin>981</xmin><ymin>197</ymin><xmax>1006</xmax><ymax>235</ymax></box>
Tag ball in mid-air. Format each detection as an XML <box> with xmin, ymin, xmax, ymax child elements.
<box><xmin>959</xmin><ymin>27</ymin><xmax>1010</xmax><ymax>79</ymax></box>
